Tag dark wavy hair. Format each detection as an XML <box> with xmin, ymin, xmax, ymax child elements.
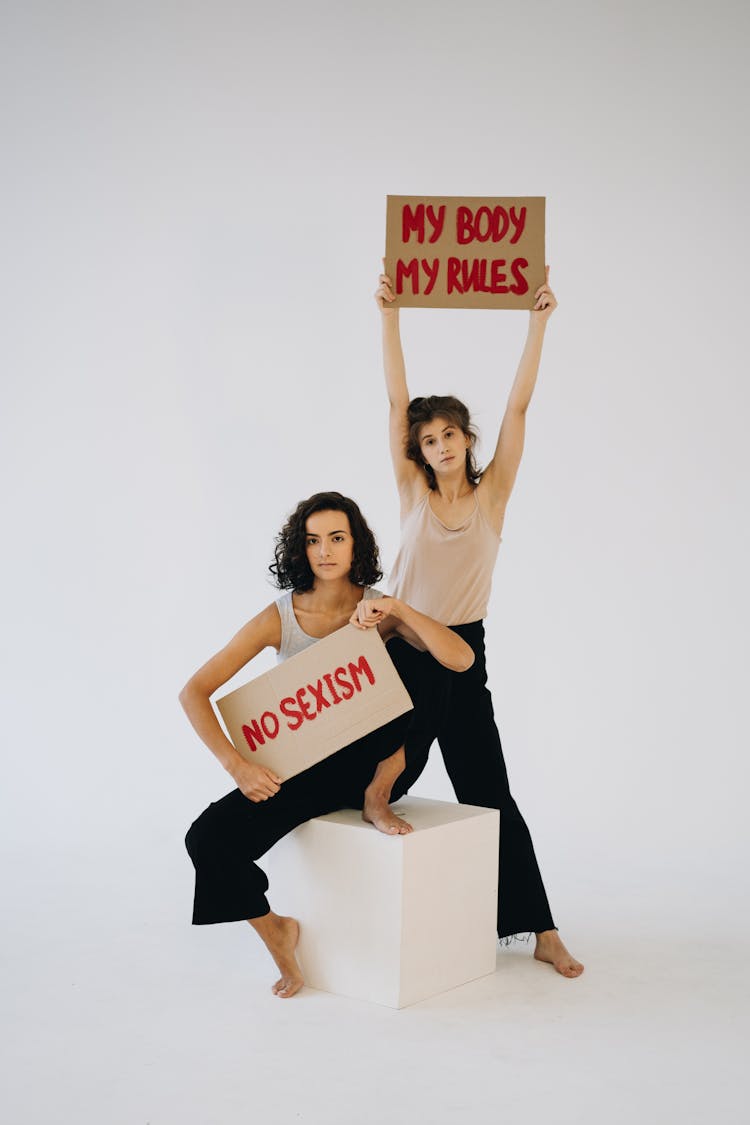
<box><xmin>405</xmin><ymin>395</ymin><xmax>483</xmax><ymax>490</ymax></box>
<box><xmin>269</xmin><ymin>491</ymin><xmax>383</xmax><ymax>593</ymax></box>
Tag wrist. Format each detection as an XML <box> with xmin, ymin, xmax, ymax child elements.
<box><xmin>389</xmin><ymin>597</ymin><xmax>409</xmax><ymax>623</ymax></box>
<box><xmin>223</xmin><ymin>748</ymin><xmax>246</xmax><ymax>779</ymax></box>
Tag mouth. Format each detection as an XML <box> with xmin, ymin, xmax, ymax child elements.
<box><xmin>440</xmin><ymin>455</ymin><xmax>455</xmax><ymax>464</ymax></box>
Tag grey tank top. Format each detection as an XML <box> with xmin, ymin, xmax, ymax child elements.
<box><xmin>275</xmin><ymin>587</ymin><xmax>383</xmax><ymax>662</ymax></box>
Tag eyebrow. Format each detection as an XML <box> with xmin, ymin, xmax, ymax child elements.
<box><xmin>306</xmin><ymin>530</ymin><xmax>348</xmax><ymax>537</ymax></box>
<box><xmin>422</xmin><ymin>425</ymin><xmax>454</xmax><ymax>438</ymax></box>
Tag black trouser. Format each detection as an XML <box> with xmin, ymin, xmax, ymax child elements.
<box><xmin>440</xmin><ymin>622</ymin><xmax>555</xmax><ymax>939</ymax></box>
<box><xmin>185</xmin><ymin>638</ymin><xmax>447</xmax><ymax>924</ymax></box>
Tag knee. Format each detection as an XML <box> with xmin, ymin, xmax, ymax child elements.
<box><xmin>185</xmin><ymin>807</ymin><xmax>217</xmax><ymax>866</ymax></box>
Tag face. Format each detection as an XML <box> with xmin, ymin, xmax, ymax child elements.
<box><xmin>418</xmin><ymin>416</ymin><xmax>470</xmax><ymax>476</ymax></box>
<box><xmin>304</xmin><ymin>510</ymin><xmax>355</xmax><ymax>581</ymax></box>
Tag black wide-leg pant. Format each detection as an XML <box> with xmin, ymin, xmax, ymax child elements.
<box><xmin>440</xmin><ymin>622</ymin><xmax>555</xmax><ymax>939</ymax></box>
<box><xmin>185</xmin><ymin>638</ymin><xmax>446</xmax><ymax>924</ymax></box>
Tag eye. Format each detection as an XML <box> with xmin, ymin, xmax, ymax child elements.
<box><xmin>306</xmin><ymin>537</ymin><xmax>318</xmax><ymax>546</ymax></box>
<box><xmin>333</xmin><ymin>535</ymin><xmax>345</xmax><ymax>542</ymax></box>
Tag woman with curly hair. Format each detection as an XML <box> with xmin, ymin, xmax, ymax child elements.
<box><xmin>181</xmin><ymin>491</ymin><xmax>472</xmax><ymax>998</ymax></box>
<box><xmin>372</xmin><ymin>265</ymin><xmax>584</xmax><ymax>978</ymax></box>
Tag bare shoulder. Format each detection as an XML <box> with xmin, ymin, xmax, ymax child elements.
<box><xmin>245</xmin><ymin>601</ymin><xmax>282</xmax><ymax>650</ymax></box>
<box><xmin>183</xmin><ymin>601</ymin><xmax>282</xmax><ymax>698</ymax></box>
<box><xmin>216</xmin><ymin>601</ymin><xmax>282</xmax><ymax>669</ymax></box>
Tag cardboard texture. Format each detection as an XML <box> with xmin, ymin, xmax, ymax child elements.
<box><xmin>264</xmin><ymin>797</ymin><xmax>500</xmax><ymax>1008</ymax></box>
<box><xmin>216</xmin><ymin>625</ymin><xmax>413</xmax><ymax>781</ymax></box>
<box><xmin>385</xmin><ymin>194</ymin><xmax>545</xmax><ymax>309</ymax></box>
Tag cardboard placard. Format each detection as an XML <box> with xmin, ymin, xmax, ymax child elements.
<box><xmin>385</xmin><ymin>195</ymin><xmax>545</xmax><ymax>309</ymax></box>
<box><xmin>216</xmin><ymin>625</ymin><xmax>413</xmax><ymax>781</ymax></box>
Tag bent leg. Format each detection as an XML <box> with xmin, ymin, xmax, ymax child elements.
<box><xmin>185</xmin><ymin>760</ymin><xmax>360</xmax><ymax>925</ymax></box>
<box><xmin>359</xmin><ymin>639</ymin><xmax>450</xmax><ymax>833</ymax></box>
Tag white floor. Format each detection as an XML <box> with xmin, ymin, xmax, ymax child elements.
<box><xmin>4</xmin><ymin>843</ymin><xmax>748</xmax><ymax>1125</ymax></box>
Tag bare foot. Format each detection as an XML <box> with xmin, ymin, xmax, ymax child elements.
<box><xmin>533</xmin><ymin>930</ymin><xmax>584</xmax><ymax>978</ymax></box>
<box><xmin>249</xmin><ymin>913</ymin><xmax>304</xmax><ymax>998</ymax></box>
<box><xmin>362</xmin><ymin>789</ymin><xmax>413</xmax><ymax>835</ymax></box>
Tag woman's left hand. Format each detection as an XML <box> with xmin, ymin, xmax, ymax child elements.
<box><xmin>350</xmin><ymin>596</ymin><xmax>393</xmax><ymax>630</ymax></box>
<box><xmin>531</xmin><ymin>265</ymin><xmax>557</xmax><ymax>325</ymax></box>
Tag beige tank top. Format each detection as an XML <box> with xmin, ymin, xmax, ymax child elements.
<box><xmin>389</xmin><ymin>490</ymin><xmax>501</xmax><ymax>625</ymax></box>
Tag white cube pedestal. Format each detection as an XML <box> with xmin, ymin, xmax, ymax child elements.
<box><xmin>263</xmin><ymin>796</ymin><xmax>499</xmax><ymax>1008</ymax></box>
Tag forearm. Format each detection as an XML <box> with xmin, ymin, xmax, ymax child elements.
<box><xmin>390</xmin><ymin>600</ymin><xmax>473</xmax><ymax>672</ymax></box>
<box><xmin>506</xmin><ymin>319</ymin><xmax>547</xmax><ymax>415</ymax></box>
<box><xmin>381</xmin><ymin>310</ymin><xmax>409</xmax><ymax>407</ymax></box>
<box><xmin>179</xmin><ymin>684</ymin><xmax>245</xmax><ymax>778</ymax></box>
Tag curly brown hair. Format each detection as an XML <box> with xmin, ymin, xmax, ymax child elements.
<box><xmin>269</xmin><ymin>492</ymin><xmax>383</xmax><ymax>593</ymax></box>
<box><xmin>405</xmin><ymin>395</ymin><xmax>483</xmax><ymax>490</ymax></box>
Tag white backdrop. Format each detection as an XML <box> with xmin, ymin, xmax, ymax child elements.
<box><xmin>3</xmin><ymin>0</ymin><xmax>748</xmax><ymax>980</ymax></box>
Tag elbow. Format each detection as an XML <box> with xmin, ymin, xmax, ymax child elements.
<box><xmin>178</xmin><ymin>679</ymin><xmax>197</xmax><ymax>711</ymax></box>
<box><xmin>451</xmin><ymin>644</ymin><xmax>475</xmax><ymax>673</ymax></box>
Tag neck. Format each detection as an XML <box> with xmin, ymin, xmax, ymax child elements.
<box><xmin>434</xmin><ymin>469</ymin><xmax>474</xmax><ymax>502</ymax></box>
<box><xmin>306</xmin><ymin>576</ymin><xmax>361</xmax><ymax>610</ymax></box>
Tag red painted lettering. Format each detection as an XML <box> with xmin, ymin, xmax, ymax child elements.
<box><xmin>422</xmin><ymin>258</ymin><xmax>439</xmax><ymax>295</ymax></box>
<box><xmin>322</xmin><ymin>672</ymin><xmax>342</xmax><ymax>704</ymax></box>
<box><xmin>446</xmin><ymin>256</ymin><xmax>463</xmax><ymax>293</ymax></box>
<box><xmin>462</xmin><ymin>259</ymin><xmax>491</xmax><ymax>293</ymax></box>
<box><xmin>307</xmin><ymin>679</ymin><xmax>331</xmax><ymax>714</ymax></box>
<box><xmin>508</xmin><ymin>207</ymin><xmax>526</xmax><ymax>244</ymax></box>
<box><xmin>455</xmin><ymin>205</ymin><xmax>515</xmax><ymax>245</ymax></box>
<box><xmin>490</xmin><ymin>259</ymin><xmax>509</xmax><ymax>293</ymax></box>
<box><xmin>510</xmin><ymin>257</ymin><xmax>529</xmax><ymax>295</ymax></box>
<box><xmin>396</xmin><ymin>258</ymin><xmax>420</xmax><ymax>295</ymax></box>
<box><xmin>474</xmin><ymin>206</ymin><xmax>492</xmax><ymax>243</ymax></box>
<box><xmin>425</xmin><ymin>204</ymin><xmax>445</xmax><ymax>243</ymax></box>
<box><xmin>402</xmin><ymin>204</ymin><xmax>425</xmax><ymax>243</ymax></box>
<box><xmin>242</xmin><ymin>719</ymin><xmax>265</xmax><ymax>752</ymax></box>
<box><xmin>260</xmin><ymin>710</ymin><xmax>280</xmax><ymax>739</ymax></box>
<box><xmin>296</xmin><ymin>687</ymin><xmax>316</xmax><ymax>721</ymax></box>
<box><xmin>280</xmin><ymin>696</ymin><xmax>304</xmax><ymax>731</ymax></box>
<box><xmin>456</xmin><ymin>206</ymin><xmax>473</xmax><ymax>245</ymax></box>
<box><xmin>334</xmin><ymin>666</ymin><xmax>354</xmax><ymax>700</ymax></box>
<box><xmin>348</xmin><ymin>656</ymin><xmax>375</xmax><ymax>693</ymax></box>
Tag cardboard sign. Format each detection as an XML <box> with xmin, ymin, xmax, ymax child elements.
<box><xmin>216</xmin><ymin>625</ymin><xmax>413</xmax><ymax>781</ymax></box>
<box><xmin>385</xmin><ymin>195</ymin><xmax>545</xmax><ymax>309</ymax></box>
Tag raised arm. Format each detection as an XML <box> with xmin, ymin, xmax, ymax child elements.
<box><xmin>375</xmin><ymin>266</ymin><xmax>426</xmax><ymax>516</ymax></box>
<box><xmin>480</xmin><ymin>267</ymin><xmax>558</xmax><ymax>522</ymax></box>
<box><xmin>179</xmin><ymin>602</ymin><xmax>284</xmax><ymax>802</ymax></box>
<box><xmin>350</xmin><ymin>596</ymin><xmax>474</xmax><ymax>672</ymax></box>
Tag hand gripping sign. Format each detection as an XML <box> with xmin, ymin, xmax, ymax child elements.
<box><xmin>216</xmin><ymin>625</ymin><xmax>413</xmax><ymax>781</ymax></box>
<box><xmin>385</xmin><ymin>195</ymin><xmax>545</xmax><ymax>309</ymax></box>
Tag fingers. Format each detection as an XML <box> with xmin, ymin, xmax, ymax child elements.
<box><xmin>351</xmin><ymin>604</ymin><xmax>384</xmax><ymax>630</ymax></box>
<box><xmin>533</xmin><ymin>267</ymin><xmax>557</xmax><ymax>311</ymax></box>
<box><xmin>359</xmin><ymin>600</ymin><xmax>385</xmax><ymax>626</ymax></box>
<box><xmin>244</xmin><ymin>768</ymin><xmax>282</xmax><ymax>802</ymax></box>
<box><xmin>375</xmin><ymin>280</ymin><xmax>395</xmax><ymax>304</ymax></box>
<box><xmin>375</xmin><ymin>260</ymin><xmax>395</xmax><ymax>307</ymax></box>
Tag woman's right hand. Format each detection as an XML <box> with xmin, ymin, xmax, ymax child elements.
<box><xmin>231</xmin><ymin>759</ymin><xmax>282</xmax><ymax>803</ymax></box>
<box><xmin>374</xmin><ymin>260</ymin><xmax>396</xmax><ymax>314</ymax></box>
